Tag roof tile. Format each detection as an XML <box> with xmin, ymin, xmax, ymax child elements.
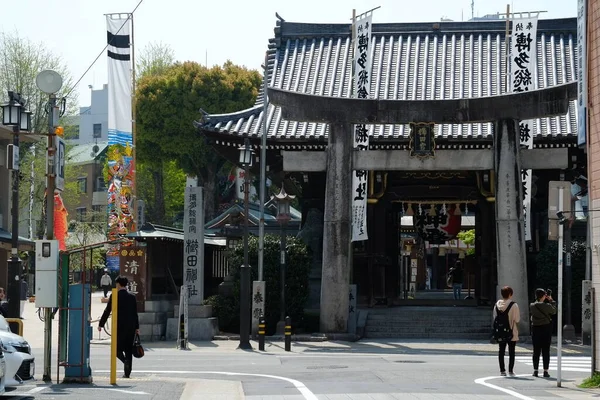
<box><xmin>198</xmin><ymin>18</ymin><xmax>578</xmax><ymax>142</ymax></box>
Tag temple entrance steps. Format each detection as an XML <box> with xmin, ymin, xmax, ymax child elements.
<box><xmin>363</xmin><ymin>306</ymin><xmax>492</xmax><ymax>339</ymax></box>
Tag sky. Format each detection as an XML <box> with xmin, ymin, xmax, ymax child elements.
<box><xmin>0</xmin><ymin>0</ymin><xmax>576</xmax><ymax>108</ymax></box>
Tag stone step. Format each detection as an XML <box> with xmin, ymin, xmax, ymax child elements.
<box><xmin>365</xmin><ymin>323</ymin><xmax>490</xmax><ymax>330</ymax></box>
<box><xmin>367</xmin><ymin>316</ymin><xmax>493</xmax><ymax>325</ymax></box>
<box><xmin>365</xmin><ymin>327</ymin><xmax>490</xmax><ymax>334</ymax></box>
<box><xmin>139</xmin><ymin>322</ymin><xmax>166</xmax><ymax>341</ymax></box>
<box><xmin>138</xmin><ymin>312</ymin><xmax>168</xmax><ymax>325</ymax></box>
<box><xmin>364</xmin><ymin>332</ymin><xmax>491</xmax><ymax>339</ymax></box>
<box><xmin>165</xmin><ymin>317</ymin><xmax>219</xmax><ymax>341</ymax></box>
<box><xmin>145</xmin><ymin>300</ymin><xmax>175</xmax><ymax>313</ymax></box>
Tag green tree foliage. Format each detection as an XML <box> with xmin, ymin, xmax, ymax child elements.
<box><xmin>136</xmin><ymin>61</ymin><xmax>262</xmax><ymax>220</ymax></box>
<box><xmin>65</xmin><ymin>208</ymin><xmax>107</xmax><ymax>272</ymax></box>
<box><xmin>204</xmin><ymin>235</ymin><xmax>311</xmax><ymax>334</ymax></box>
<box><xmin>136</xmin><ymin>159</ymin><xmax>186</xmax><ymax>225</ymax></box>
<box><xmin>535</xmin><ymin>239</ymin><xmax>586</xmax><ymax>333</ymax></box>
<box><xmin>457</xmin><ymin>229</ymin><xmax>475</xmax><ymax>255</ymax></box>
<box><xmin>0</xmin><ymin>32</ymin><xmax>77</xmax><ymax>238</ymax></box>
<box><xmin>137</xmin><ymin>41</ymin><xmax>175</xmax><ymax>79</ymax></box>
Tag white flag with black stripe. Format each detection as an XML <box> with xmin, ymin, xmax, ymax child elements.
<box><xmin>106</xmin><ymin>15</ymin><xmax>132</xmax><ymax>146</ymax></box>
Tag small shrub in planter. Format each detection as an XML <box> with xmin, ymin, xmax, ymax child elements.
<box><xmin>204</xmin><ymin>234</ymin><xmax>311</xmax><ymax>335</ymax></box>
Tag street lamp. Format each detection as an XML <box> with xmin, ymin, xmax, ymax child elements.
<box><xmin>1</xmin><ymin>91</ymin><xmax>32</xmax><ymax>319</ymax></box>
<box><xmin>274</xmin><ymin>187</ymin><xmax>295</xmax><ymax>334</ymax></box>
<box><xmin>238</xmin><ymin>138</ymin><xmax>254</xmax><ymax>350</ymax></box>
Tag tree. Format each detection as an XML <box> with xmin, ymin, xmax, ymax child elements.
<box><xmin>131</xmin><ymin>42</ymin><xmax>177</xmax><ymax>225</ymax></box>
<box><xmin>0</xmin><ymin>32</ymin><xmax>77</xmax><ymax>238</ymax></box>
<box><xmin>137</xmin><ymin>41</ymin><xmax>175</xmax><ymax>79</ymax></box>
<box><xmin>457</xmin><ymin>229</ymin><xmax>475</xmax><ymax>255</ymax></box>
<box><xmin>136</xmin><ymin>61</ymin><xmax>262</xmax><ymax>220</ymax></box>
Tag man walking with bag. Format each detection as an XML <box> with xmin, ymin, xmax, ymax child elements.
<box><xmin>98</xmin><ymin>276</ymin><xmax>140</xmax><ymax>378</ymax></box>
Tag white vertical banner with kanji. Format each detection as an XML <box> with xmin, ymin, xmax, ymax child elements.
<box><xmin>183</xmin><ymin>185</ymin><xmax>205</xmax><ymax>304</ymax></box>
<box><xmin>351</xmin><ymin>13</ymin><xmax>373</xmax><ymax>242</ymax></box>
<box><xmin>510</xmin><ymin>16</ymin><xmax>538</xmax><ymax>242</ymax></box>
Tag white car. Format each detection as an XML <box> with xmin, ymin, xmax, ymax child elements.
<box><xmin>0</xmin><ymin>316</ymin><xmax>34</xmax><ymax>386</ymax></box>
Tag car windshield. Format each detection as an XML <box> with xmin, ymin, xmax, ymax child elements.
<box><xmin>0</xmin><ymin>315</ymin><xmax>11</xmax><ymax>332</ymax></box>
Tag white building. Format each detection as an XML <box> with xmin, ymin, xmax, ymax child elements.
<box><xmin>69</xmin><ymin>84</ymin><xmax>108</xmax><ymax>145</ymax></box>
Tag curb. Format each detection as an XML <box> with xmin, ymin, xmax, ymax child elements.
<box><xmin>214</xmin><ymin>333</ymin><xmax>361</xmax><ymax>342</ymax></box>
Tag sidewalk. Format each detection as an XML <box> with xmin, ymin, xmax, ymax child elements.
<box><xmin>20</xmin><ymin>291</ymin><xmax>593</xmax><ymax>358</ymax></box>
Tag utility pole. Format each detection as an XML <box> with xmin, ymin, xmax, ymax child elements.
<box><xmin>42</xmin><ymin>93</ymin><xmax>57</xmax><ymax>382</ymax></box>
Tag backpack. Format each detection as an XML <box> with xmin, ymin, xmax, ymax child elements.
<box><xmin>492</xmin><ymin>302</ymin><xmax>515</xmax><ymax>343</ymax></box>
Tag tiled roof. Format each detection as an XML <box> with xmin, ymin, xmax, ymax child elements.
<box><xmin>197</xmin><ymin>18</ymin><xmax>578</xmax><ymax>143</ymax></box>
<box><xmin>67</xmin><ymin>141</ymin><xmax>108</xmax><ymax>165</ymax></box>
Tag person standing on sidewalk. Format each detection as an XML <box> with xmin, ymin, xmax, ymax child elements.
<box><xmin>530</xmin><ymin>288</ymin><xmax>556</xmax><ymax>378</ymax></box>
<box><xmin>493</xmin><ymin>286</ymin><xmax>520</xmax><ymax>376</ymax></box>
<box><xmin>100</xmin><ymin>270</ymin><xmax>113</xmax><ymax>298</ymax></box>
<box><xmin>98</xmin><ymin>276</ymin><xmax>139</xmax><ymax>378</ymax></box>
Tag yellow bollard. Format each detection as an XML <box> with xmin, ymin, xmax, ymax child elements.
<box><xmin>110</xmin><ymin>288</ymin><xmax>118</xmax><ymax>385</ymax></box>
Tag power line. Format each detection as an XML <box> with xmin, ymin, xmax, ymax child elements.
<box><xmin>64</xmin><ymin>0</ymin><xmax>145</xmax><ymax>100</ymax></box>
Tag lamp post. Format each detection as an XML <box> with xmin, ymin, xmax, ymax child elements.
<box><xmin>274</xmin><ymin>187</ymin><xmax>294</xmax><ymax>334</ymax></box>
<box><xmin>1</xmin><ymin>91</ymin><xmax>32</xmax><ymax>319</ymax></box>
<box><xmin>238</xmin><ymin>138</ymin><xmax>254</xmax><ymax>350</ymax></box>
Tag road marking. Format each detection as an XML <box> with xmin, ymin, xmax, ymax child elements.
<box><xmin>79</xmin><ymin>387</ymin><xmax>149</xmax><ymax>395</ymax></box>
<box><xmin>26</xmin><ymin>386</ymin><xmax>48</xmax><ymax>394</ymax></box>
<box><xmin>97</xmin><ymin>370</ymin><xmax>318</xmax><ymax>400</ymax></box>
<box><xmin>474</xmin><ymin>375</ymin><xmax>535</xmax><ymax>400</ymax></box>
<box><xmin>515</xmin><ymin>356</ymin><xmax>591</xmax><ymax>372</ymax></box>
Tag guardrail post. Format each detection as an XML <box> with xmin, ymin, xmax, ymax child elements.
<box><xmin>258</xmin><ymin>314</ymin><xmax>266</xmax><ymax>351</ymax></box>
<box><xmin>284</xmin><ymin>316</ymin><xmax>291</xmax><ymax>352</ymax></box>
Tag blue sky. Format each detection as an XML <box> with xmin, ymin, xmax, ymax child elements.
<box><xmin>0</xmin><ymin>0</ymin><xmax>576</xmax><ymax>107</ymax></box>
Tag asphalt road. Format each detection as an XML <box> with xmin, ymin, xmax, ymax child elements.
<box><xmin>2</xmin><ymin>339</ymin><xmax>596</xmax><ymax>400</ymax></box>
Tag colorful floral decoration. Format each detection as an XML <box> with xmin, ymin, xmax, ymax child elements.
<box><xmin>106</xmin><ymin>143</ymin><xmax>135</xmax><ymax>255</ymax></box>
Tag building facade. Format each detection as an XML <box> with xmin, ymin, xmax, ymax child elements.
<box><xmin>64</xmin><ymin>141</ymin><xmax>108</xmax><ymax>222</ymax></box>
<box><xmin>587</xmin><ymin>0</ymin><xmax>600</xmax><ymax>372</ymax></box>
<box><xmin>198</xmin><ymin>17</ymin><xmax>582</xmax><ymax>334</ymax></box>
<box><xmin>69</xmin><ymin>84</ymin><xmax>109</xmax><ymax>145</ymax></box>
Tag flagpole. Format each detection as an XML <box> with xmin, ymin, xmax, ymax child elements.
<box><xmin>130</xmin><ymin>12</ymin><xmax>138</xmax><ymax>231</ymax></box>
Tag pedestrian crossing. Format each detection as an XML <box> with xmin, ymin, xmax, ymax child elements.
<box><xmin>515</xmin><ymin>356</ymin><xmax>591</xmax><ymax>372</ymax></box>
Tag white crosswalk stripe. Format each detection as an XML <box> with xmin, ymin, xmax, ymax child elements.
<box><xmin>515</xmin><ymin>356</ymin><xmax>591</xmax><ymax>372</ymax></box>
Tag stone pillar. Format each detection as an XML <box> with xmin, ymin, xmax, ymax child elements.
<box><xmin>320</xmin><ymin>123</ymin><xmax>352</xmax><ymax>332</ymax></box>
<box><xmin>494</xmin><ymin>118</ymin><xmax>530</xmax><ymax>336</ymax></box>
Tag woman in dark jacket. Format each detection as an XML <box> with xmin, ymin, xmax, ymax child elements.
<box><xmin>529</xmin><ymin>288</ymin><xmax>557</xmax><ymax>378</ymax></box>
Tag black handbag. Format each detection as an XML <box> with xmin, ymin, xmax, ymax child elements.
<box><xmin>132</xmin><ymin>333</ymin><xmax>144</xmax><ymax>358</ymax></box>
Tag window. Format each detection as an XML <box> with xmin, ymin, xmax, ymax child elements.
<box><xmin>93</xmin><ymin>123</ymin><xmax>102</xmax><ymax>138</ymax></box>
<box><xmin>77</xmin><ymin>177</ymin><xmax>87</xmax><ymax>194</ymax></box>
<box><xmin>95</xmin><ymin>176</ymin><xmax>106</xmax><ymax>191</ymax></box>
<box><xmin>76</xmin><ymin>207</ymin><xmax>87</xmax><ymax>222</ymax></box>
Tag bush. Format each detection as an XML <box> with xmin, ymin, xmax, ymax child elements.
<box><xmin>203</xmin><ymin>294</ymin><xmax>238</xmax><ymax>333</ymax></box>
<box><xmin>535</xmin><ymin>239</ymin><xmax>586</xmax><ymax>333</ymax></box>
<box><xmin>207</xmin><ymin>234</ymin><xmax>311</xmax><ymax>335</ymax></box>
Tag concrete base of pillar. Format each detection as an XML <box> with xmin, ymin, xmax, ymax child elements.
<box><xmin>562</xmin><ymin>324</ymin><xmax>576</xmax><ymax>341</ymax></box>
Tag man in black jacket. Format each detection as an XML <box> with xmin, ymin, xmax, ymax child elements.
<box><xmin>98</xmin><ymin>276</ymin><xmax>140</xmax><ymax>378</ymax></box>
